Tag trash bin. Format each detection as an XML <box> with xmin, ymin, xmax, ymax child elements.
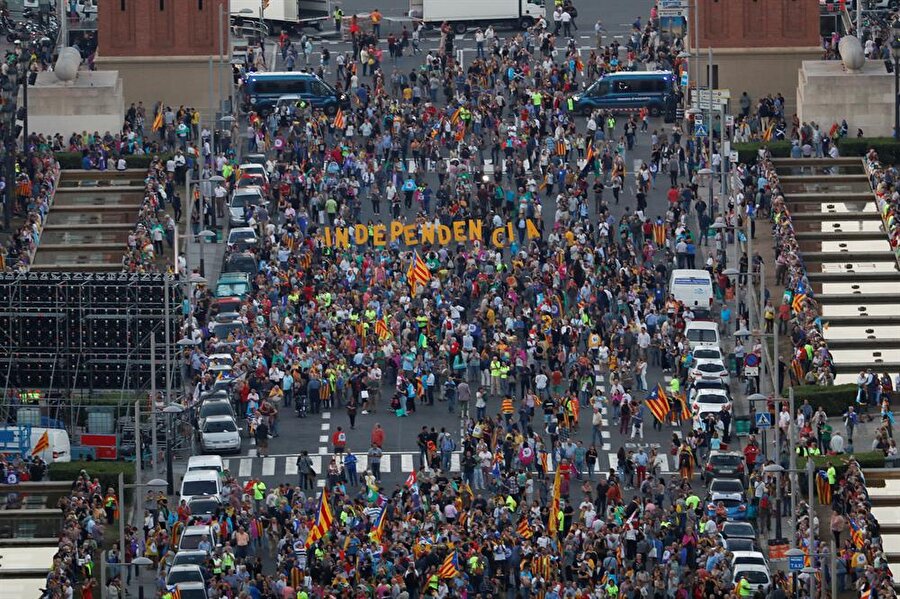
<box><xmin>727</xmin><ymin>352</ymin><xmax>737</xmax><ymax>376</ymax></box>
<box><xmin>734</xmin><ymin>415</ymin><xmax>750</xmax><ymax>437</ymax></box>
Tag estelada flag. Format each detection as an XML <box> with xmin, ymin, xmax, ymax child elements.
<box><xmin>645</xmin><ymin>384</ymin><xmax>670</xmax><ymax>423</ymax></box>
<box><xmin>305</xmin><ymin>488</ymin><xmax>334</xmax><ymax>549</ymax></box>
<box><xmin>450</xmin><ymin>108</ymin><xmax>461</xmax><ymax>124</ymax></box>
<box><xmin>31</xmin><ymin>430</ymin><xmax>49</xmax><ymax>456</ymax></box>
<box><xmin>407</xmin><ymin>251</ymin><xmax>431</xmax><ymax>297</ymax></box>
<box><xmin>333</xmin><ymin>108</ymin><xmax>345</xmax><ymax>129</ymax></box>
<box><xmin>791</xmin><ymin>293</ymin><xmax>806</xmax><ymax>314</ymax></box>
<box><xmin>815</xmin><ymin>470</ymin><xmax>832</xmax><ymax>506</ymax></box>
<box><xmin>438</xmin><ymin>551</ymin><xmax>460</xmax><ymax>578</ymax></box>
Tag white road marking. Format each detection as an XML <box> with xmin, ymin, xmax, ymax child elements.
<box><xmin>285</xmin><ymin>456</ymin><xmax>298</xmax><ymax>476</ymax></box>
<box><xmin>239</xmin><ymin>458</ymin><xmax>252</xmax><ymax>478</ymax></box>
<box><xmin>262</xmin><ymin>457</ymin><xmax>276</xmax><ymax>476</ymax></box>
<box><xmin>401</xmin><ymin>453</ymin><xmax>414</xmax><ymax>472</ymax></box>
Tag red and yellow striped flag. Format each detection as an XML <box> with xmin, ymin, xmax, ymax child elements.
<box><xmin>407</xmin><ymin>251</ymin><xmax>431</xmax><ymax>297</ymax></box>
<box><xmin>305</xmin><ymin>488</ymin><xmax>334</xmax><ymax>549</ymax></box>
<box><xmin>333</xmin><ymin>108</ymin><xmax>345</xmax><ymax>129</ymax></box>
<box><xmin>31</xmin><ymin>431</ymin><xmax>49</xmax><ymax>456</ymax></box>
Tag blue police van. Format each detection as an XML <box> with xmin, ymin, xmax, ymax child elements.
<box><xmin>243</xmin><ymin>71</ymin><xmax>348</xmax><ymax>114</ymax></box>
<box><xmin>573</xmin><ymin>71</ymin><xmax>677</xmax><ymax>121</ymax></box>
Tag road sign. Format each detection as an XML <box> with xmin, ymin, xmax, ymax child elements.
<box><xmin>789</xmin><ymin>555</ymin><xmax>805</xmax><ymax>572</ymax></box>
<box><xmin>659</xmin><ymin>0</ymin><xmax>687</xmax><ymax>7</ymax></box>
<box><xmin>755</xmin><ymin>412</ymin><xmax>772</xmax><ymax>429</ymax></box>
<box><xmin>692</xmin><ymin>89</ymin><xmax>731</xmax><ymax>111</ymax></box>
<box><xmin>659</xmin><ymin>7</ymin><xmax>688</xmax><ymax>17</ymax></box>
<box><xmin>694</xmin><ymin>123</ymin><xmax>708</xmax><ymax>137</ymax></box>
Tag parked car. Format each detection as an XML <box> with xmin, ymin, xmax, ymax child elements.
<box><xmin>200</xmin><ymin>414</ymin><xmax>241</xmax><ymax>453</ymax></box>
<box><xmin>689</xmin><ymin>359</ymin><xmax>731</xmax><ymax>386</ymax></box>
<box><xmin>732</xmin><ymin>565</ymin><xmax>772</xmax><ymax>594</ymax></box>
<box><xmin>187</xmin><ymin>496</ymin><xmax>224</xmax><ymax>524</ymax></box>
<box><xmin>730</xmin><ymin>551</ymin><xmax>768</xmax><ymax>570</ymax></box>
<box><xmin>222</xmin><ymin>251</ymin><xmax>257</xmax><ymax>276</ymax></box>
<box><xmin>706</xmin><ymin>478</ymin><xmax>748</xmax><ymax>520</ymax></box>
<box><xmin>228</xmin><ymin>187</ymin><xmax>265</xmax><ymax>228</ymax></box>
<box><xmin>226</xmin><ymin>227</ymin><xmax>259</xmax><ymax>252</ymax></box>
<box><xmin>176</xmin><ymin>581</ymin><xmax>209</xmax><ymax>599</ymax></box>
<box><xmin>722</xmin><ymin>537</ymin><xmax>760</xmax><ymax>553</ymax></box>
<box><xmin>170</xmin><ymin>550</ymin><xmax>211</xmax><ymax>573</ymax></box>
<box><xmin>719</xmin><ymin>521</ymin><xmax>756</xmax><ymax>540</ymax></box>
<box><xmin>176</xmin><ymin>524</ymin><xmax>215</xmax><ymax>551</ymax></box>
<box><xmin>692</xmin><ymin>387</ymin><xmax>733</xmax><ymax>419</ymax></box>
<box><xmin>704</xmin><ymin>450</ymin><xmax>746</xmax><ymax>484</ymax></box>
<box><xmin>198</xmin><ymin>399</ymin><xmax>237</xmax><ymax>430</ymax></box>
<box><xmin>165</xmin><ymin>565</ymin><xmax>205</xmax><ymax>588</ymax></box>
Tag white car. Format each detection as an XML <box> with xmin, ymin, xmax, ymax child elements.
<box><xmin>730</xmin><ymin>551</ymin><xmax>768</xmax><ymax>570</ymax></box>
<box><xmin>691</xmin><ymin>387</ymin><xmax>732</xmax><ymax>417</ymax></box>
<box><xmin>200</xmin><ymin>414</ymin><xmax>241</xmax><ymax>453</ymax></box>
<box><xmin>689</xmin><ymin>359</ymin><xmax>731</xmax><ymax>386</ymax></box>
<box><xmin>227</xmin><ymin>227</ymin><xmax>259</xmax><ymax>251</ymax></box>
<box><xmin>732</xmin><ymin>565</ymin><xmax>772</xmax><ymax>594</ymax></box>
<box><xmin>691</xmin><ymin>346</ymin><xmax>724</xmax><ymax>363</ymax></box>
<box><xmin>165</xmin><ymin>564</ymin><xmax>205</xmax><ymax>588</ymax></box>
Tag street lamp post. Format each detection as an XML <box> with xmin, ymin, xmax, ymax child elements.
<box><xmin>101</xmin><ymin>477</ymin><xmax>165</xmax><ymax>592</ymax></box>
<box><xmin>163</xmin><ymin>404</ymin><xmax>185</xmax><ymax>495</ymax></box>
<box><xmin>197</xmin><ymin>230</ymin><xmax>216</xmax><ymax>277</ymax></box>
<box><xmin>764</xmin><ymin>462</ymin><xmax>787</xmax><ymax>540</ymax></box>
<box><xmin>892</xmin><ymin>22</ymin><xmax>900</xmax><ymax>140</ymax></box>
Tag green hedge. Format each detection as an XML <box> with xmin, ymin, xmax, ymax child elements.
<box><xmin>49</xmin><ymin>460</ymin><xmax>136</xmax><ymax>502</ymax></box>
<box><xmin>790</xmin><ymin>383</ymin><xmax>857</xmax><ymax>417</ymax></box>
<box><xmin>53</xmin><ymin>152</ymin><xmax>173</xmax><ymax>170</ymax></box>
<box><xmin>733</xmin><ymin>141</ymin><xmax>792</xmax><ymax>164</ymax></box>
<box><xmin>797</xmin><ymin>452</ymin><xmax>885</xmax><ymax>484</ymax></box>
<box><xmin>836</xmin><ymin>137</ymin><xmax>900</xmax><ymax>163</ymax></box>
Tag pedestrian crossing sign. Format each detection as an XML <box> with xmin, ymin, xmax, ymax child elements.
<box><xmin>694</xmin><ymin>123</ymin><xmax>708</xmax><ymax>137</ymax></box>
<box><xmin>755</xmin><ymin>412</ymin><xmax>772</xmax><ymax>429</ymax></box>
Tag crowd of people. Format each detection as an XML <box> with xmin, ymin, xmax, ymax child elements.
<box><xmin>4</xmin><ymin>2</ymin><xmax>889</xmax><ymax>599</ymax></box>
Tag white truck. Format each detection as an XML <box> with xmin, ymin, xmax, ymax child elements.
<box><xmin>230</xmin><ymin>0</ymin><xmax>332</xmax><ymax>34</ymax></box>
<box><xmin>408</xmin><ymin>0</ymin><xmax>547</xmax><ymax>34</ymax></box>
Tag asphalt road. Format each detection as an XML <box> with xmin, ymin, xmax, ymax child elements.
<box><xmin>202</xmin><ymin>0</ymin><xmax>709</xmax><ymax>496</ymax></box>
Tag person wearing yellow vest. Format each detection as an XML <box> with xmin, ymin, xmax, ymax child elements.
<box><xmin>737</xmin><ymin>574</ymin><xmax>753</xmax><ymax>597</ymax></box>
<box><xmin>211</xmin><ymin>553</ymin><xmax>223</xmax><ymax>576</ymax></box>
<box><xmin>490</xmin><ymin>358</ymin><xmax>502</xmax><ymax>395</ymax></box>
<box><xmin>253</xmin><ymin>479</ymin><xmax>267</xmax><ymax>511</ymax></box>
<box><xmin>104</xmin><ymin>487</ymin><xmax>119</xmax><ymax>525</ymax></box>
<box><xmin>827</xmin><ymin>461</ymin><xmax>837</xmax><ymax>493</ymax></box>
<box><xmin>505</xmin><ymin>494</ymin><xmax>517</xmax><ymax>512</ymax></box>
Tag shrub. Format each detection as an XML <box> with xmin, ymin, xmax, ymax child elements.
<box><xmin>54</xmin><ymin>152</ymin><xmax>172</xmax><ymax>170</ymax></box>
<box><xmin>836</xmin><ymin>137</ymin><xmax>900</xmax><ymax>163</ymax></box>
<box><xmin>797</xmin><ymin>452</ymin><xmax>885</xmax><ymax>484</ymax></box>
<box><xmin>733</xmin><ymin>141</ymin><xmax>793</xmax><ymax>164</ymax></box>
<box><xmin>790</xmin><ymin>383</ymin><xmax>857</xmax><ymax>417</ymax></box>
<box><xmin>48</xmin><ymin>461</ymin><xmax>137</xmax><ymax>502</ymax></box>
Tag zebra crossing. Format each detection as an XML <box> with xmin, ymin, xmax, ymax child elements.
<box><xmin>221</xmin><ymin>448</ymin><xmax>633</xmax><ymax>485</ymax></box>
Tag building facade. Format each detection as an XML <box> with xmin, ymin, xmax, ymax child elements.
<box><xmin>96</xmin><ymin>0</ymin><xmax>230</xmax><ymax>118</ymax></box>
<box><xmin>692</xmin><ymin>0</ymin><xmax>822</xmax><ymax>117</ymax></box>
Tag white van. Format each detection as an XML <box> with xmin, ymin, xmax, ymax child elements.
<box><xmin>186</xmin><ymin>455</ymin><xmax>225</xmax><ymax>478</ymax></box>
<box><xmin>179</xmin><ymin>470</ymin><xmax>223</xmax><ymax>503</ymax></box>
<box><xmin>669</xmin><ymin>269</ymin><xmax>714</xmax><ymax>314</ymax></box>
<box><xmin>685</xmin><ymin>320</ymin><xmax>721</xmax><ymax>349</ymax></box>
<box><xmin>0</xmin><ymin>427</ymin><xmax>71</xmax><ymax>463</ymax></box>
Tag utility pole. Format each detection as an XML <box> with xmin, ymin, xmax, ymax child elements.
<box><xmin>808</xmin><ymin>457</ymin><xmax>817</xmax><ymax>599</ymax></box>
<box><xmin>150</xmin><ymin>334</ymin><xmax>158</xmax><ymax>475</ymax></box>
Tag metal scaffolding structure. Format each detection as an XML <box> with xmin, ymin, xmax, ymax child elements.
<box><xmin>0</xmin><ymin>272</ymin><xmax>182</xmax><ymax>432</ymax></box>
